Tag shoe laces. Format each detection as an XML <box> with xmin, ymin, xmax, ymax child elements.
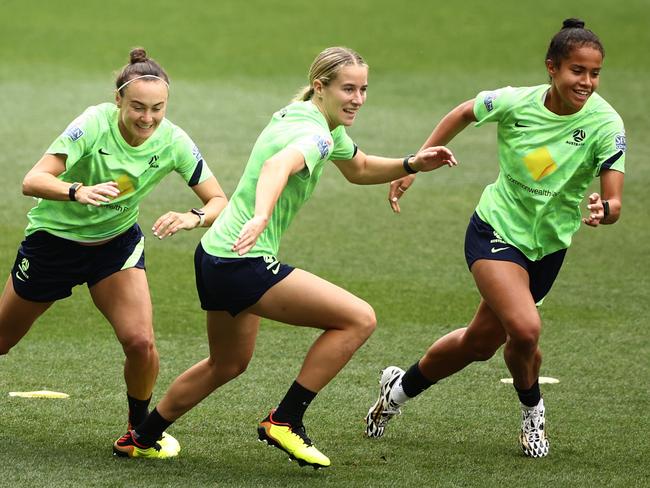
<box><xmin>522</xmin><ymin>405</ymin><xmax>544</xmax><ymax>434</ymax></box>
<box><xmin>289</xmin><ymin>424</ymin><xmax>313</xmax><ymax>447</ymax></box>
<box><xmin>376</xmin><ymin>399</ymin><xmax>401</xmax><ymax>425</ymax></box>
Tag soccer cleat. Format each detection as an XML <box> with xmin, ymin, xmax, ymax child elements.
<box><xmin>157</xmin><ymin>432</ymin><xmax>181</xmax><ymax>455</ymax></box>
<box><xmin>113</xmin><ymin>430</ymin><xmax>180</xmax><ymax>459</ymax></box>
<box><xmin>365</xmin><ymin>366</ymin><xmax>405</xmax><ymax>438</ymax></box>
<box><xmin>257</xmin><ymin>410</ymin><xmax>330</xmax><ymax>469</ymax></box>
<box><xmin>519</xmin><ymin>398</ymin><xmax>549</xmax><ymax>458</ymax></box>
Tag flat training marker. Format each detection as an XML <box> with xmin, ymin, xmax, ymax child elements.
<box><xmin>500</xmin><ymin>377</ymin><xmax>559</xmax><ymax>384</ymax></box>
<box><xmin>9</xmin><ymin>390</ymin><xmax>70</xmax><ymax>398</ymax></box>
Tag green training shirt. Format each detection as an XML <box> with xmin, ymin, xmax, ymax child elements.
<box><xmin>473</xmin><ymin>85</ymin><xmax>626</xmax><ymax>260</ymax></box>
<box><xmin>25</xmin><ymin>103</ymin><xmax>213</xmax><ymax>241</ymax></box>
<box><xmin>201</xmin><ymin>100</ymin><xmax>356</xmax><ymax>258</ymax></box>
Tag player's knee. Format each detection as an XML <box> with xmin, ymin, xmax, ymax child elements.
<box><xmin>210</xmin><ymin>357</ymin><xmax>250</xmax><ymax>382</ymax></box>
<box><xmin>121</xmin><ymin>333</ymin><xmax>157</xmax><ymax>359</ymax></box>
<box><xmin>352</xmin><ymin>304</ymin><xmax>377</xmax><ymax>341</ymax></box>
<box><xmin>226</xmin><ymin>360</ymin><xmax>250</xmax><ymax>380</ymax></box>
<box><xmin>506</xmin><ymin>319</ymin><xmax>541</xmax><ymax>353</ymax></box>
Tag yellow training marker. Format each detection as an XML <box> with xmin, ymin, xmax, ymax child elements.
<box><xmin>9</xmin><ymin>390</ymin><xmax>70</xmax><ymax>399</ymax></box>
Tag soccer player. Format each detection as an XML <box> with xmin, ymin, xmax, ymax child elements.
<box><xmin>366</xmin><ymin>19</ymin><xmax>626</xmax><ymax>458</ymax></box>
<box><xmin>113</xmin><ymin>46</ymin><xmax>458</xmax><ymax>467</ymax></box>
<box><xmin>0</xmin><ymin>48</ymin><xmax>227</xmax><ymax>457</ymax></box>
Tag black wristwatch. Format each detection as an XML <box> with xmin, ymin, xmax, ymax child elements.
<box><xmin>190</xmin><ymin>208</ymin><xmax>206</xmax><ymax>227</ymax></box>
<box><xmin>403</xmin><ymin>154</ymin><xmax>418</xmax><ymax>174</ymax></box>
<box><xmin>69</xmin><ymin>182</ymin><xmax>83</xmax><ymax>201</ymax></box>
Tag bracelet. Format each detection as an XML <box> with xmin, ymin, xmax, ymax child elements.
<box><xmin>69</xmin><ymin>182</ymin><xmax>83</xmax><ymax>201</ymax></box>
<box><xmin>602</xmin><ymin>200</ymin><xmax>610</xmax><ymax>218</ymax></box>
<box><xmin>403</xmin><ymin>154</ymin><xmax>417</xmax><ymax>174</ymax></box>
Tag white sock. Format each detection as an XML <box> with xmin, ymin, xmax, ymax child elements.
<box><xmin>390</xmin><ymin>380</ymin><xmax>411</xmax><ymax>405</ymax></box>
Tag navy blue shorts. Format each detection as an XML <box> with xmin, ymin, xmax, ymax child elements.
<box><xmin>464</xmin><ymin>213</ymin><xmax>566</xmax><ymax>303</ymax></box>
<box><xmin>11</xmin><ymin>224</ymin><xmax>145</xmax><ymax>302</ymax></box>
<box><xmin>194</xmin><ymin>243</ymin><xmax>294</xmax><ymax>316</ymax></box>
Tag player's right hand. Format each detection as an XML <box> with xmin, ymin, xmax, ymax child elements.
<box><xmin>75</xmin><ymin>182</ymin><xmax>120</xmax><ymax>206</ymax></box>
<box><xmin>232</xmin><ymin>215</ymin><xmax>268</xmax><ymax>256</ymax></box>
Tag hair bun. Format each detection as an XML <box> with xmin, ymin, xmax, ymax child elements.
<box><xmin>129</xmin><ymin>48</ymin><xmax>148</xmax><ymax>64</ymax></box>
<box><xmin>562</xmin><ymin>18</ymin><xmax>585</xmax><ymax>29</ymax></box>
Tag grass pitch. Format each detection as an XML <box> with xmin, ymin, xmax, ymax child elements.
<box><xmin>1</xmin><ymin>1</ymin><xmax>648</xmax><ymax>486</ymax></box>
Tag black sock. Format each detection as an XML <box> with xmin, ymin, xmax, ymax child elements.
<box><xmin>272</xmin><ymin>381</ymin><xmax>317</xmax><ymax>426</ymax></box>
<box><xmin>134</xmin><ymin>407</ymin><xmax>173</xmax><ymax>446</ymax></box>
<box><xmin>515</xmin><ymin>380</ymin><xmax>541</xmax><ymax>407</ymax></box>
<box><xmin>127</xmin><ymin>393</ymin><xmax>152</xmax><ymax>428</ymax></box>
<box><xmin>401</xmin><ymin>361</ymin><xmax>435</xmax><ymax>398</ymax></box>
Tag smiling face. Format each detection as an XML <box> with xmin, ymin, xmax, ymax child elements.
<box><xmin>314</xmin><ymin>64</ymin><xmax>368</xmax><ymax>130</ymax></box>
<box><xmin>115</xmin><ymin>79</ymin><xmax>168</xmax><ymax>146</ymax></box>
<box><xmin>545</xmin><ymin>45</ymin><xmax>602</xmax><ymax>115</ymax></box>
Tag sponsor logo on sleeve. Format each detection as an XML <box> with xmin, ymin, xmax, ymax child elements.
<box><xmin>483</xmin><ymin>91</ymin><xmax>498</xmax><ymax>112</ymax></box>
<box><xmin>192</xmin><ymin>144</ymin><xmax>204</xmax><ymax>163</ymax></box>
<box><xmin>615</xmin><ymin>133</ymin><xmax>626</xmax><ymax>152</ymax></box>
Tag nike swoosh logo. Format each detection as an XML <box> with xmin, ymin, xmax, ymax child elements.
<box><xmin>491</xmin><ymin>246</ymin><xmax>510</xmax><ymax>253</ymax></box>
<box><xmin>514</xmin><ymin>121</ymin><xmax>530</xmax><ymax>128</ymax></box>
<box><xmin>15</xmin><ymin>272</ymin><xmax>26</xmax><ymax>282</ymax></box>
<box><xmin>99</xmin><ymin>148</ymin><xmax>110</xmax><ymax>155</ymax></box>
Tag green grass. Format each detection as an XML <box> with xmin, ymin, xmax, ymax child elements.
<box><xmin>1</xmin><ymin>0</ymin><xmax>649</xmax><ymax>486</ymax></box>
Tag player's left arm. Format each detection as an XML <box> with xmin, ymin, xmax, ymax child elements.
<box><xmin>332</xmin><ymin>146</ymin><xmax>457</xmax><ymax>185</ymax></box>
<box><xmin>583</xmin><ymin>169</ymin><xmax>624</xmax><ymax>227</ymax></box>
<box><xmin>152</xmin><ymin>176</ymin><xmax>228</xmax><ymax>239</ymax></box>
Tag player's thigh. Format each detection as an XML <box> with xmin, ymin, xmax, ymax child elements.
<box><xmin>0</xmin><ymin>276</ymin><xmax>53</xmax><ymax>350</ymax></box>
<box><xmin>206</xmin><ymin>310</ymin><xmax>260</xmax><ymax>366</ymax></box>
<box><xmin>471</xmin><ymin>259</ymin><xmax>540</xmax><ymax>337</ymax></box>
<box><xmin>249</xmin><ymin>268</ymin><xmax>375</xmax><ymax>330</ymax></box>
<box><xmin>89</xmin><ymin>268</ymin><xmax>153</xmax><ymax>342</ymax></box>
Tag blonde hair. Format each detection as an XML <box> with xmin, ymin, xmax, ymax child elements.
<box><xmin>293</xmin><ymin>47</ymin><xmax>367</xmax><ymax>102</ymax></box>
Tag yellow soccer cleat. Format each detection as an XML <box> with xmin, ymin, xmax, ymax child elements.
<box><xmin>257</xmin><ymin>411</ymin><xmax>331</xmax><ymax>469</ymax></box>
<box><xmin>113</xmin><ymin>430</ymin><xmax>180</xmax><ymax>459</ymax></box>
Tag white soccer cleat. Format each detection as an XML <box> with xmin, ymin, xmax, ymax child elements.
<box><xmin>365</xmin><ymin>366</ymin><xmax>405</xmax><ymax>438</ymax></box>
<box><xmin>519</xmin><ymin>398</ymin><xmax>549</xmax><ymax>458</ymax></box>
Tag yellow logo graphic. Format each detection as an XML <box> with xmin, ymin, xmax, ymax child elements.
<box><xmin>115</xmin><ymin>174</ymin><xmax>135</xmax><ymax>196</ymax></box>
<box><xmin>523</xmin><ymin>147</ymin><xmax>558</xmax><ymax>181</ymax></box>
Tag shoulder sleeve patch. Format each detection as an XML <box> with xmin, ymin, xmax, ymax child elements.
<box><xmin>312</xmin><ymin>134</ymin><xmax>332</xmax><ymax>160</ymax></box>
<box><xmin>614</xmin><ymin>133</ymin><xmax>627</xmax><ymax>152</ymax></box>
<box><xmin>192</xmin><ymin>144</ymin><xmax>204</xmax><ymax>163</ymax></box>
<box><xmin>483</xmin><ymin>91</ymin><xmax>499</xmax><ymax>112</ymax></box>
<box><xmin>61</xmin><ymin>111</ymin><xmax>94</xmax><ymax>142</ymax></box>
<box><xmin>64</xmin><ymin>125</ymin><xmax>84</xmax><ymax>142</ymax></box>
